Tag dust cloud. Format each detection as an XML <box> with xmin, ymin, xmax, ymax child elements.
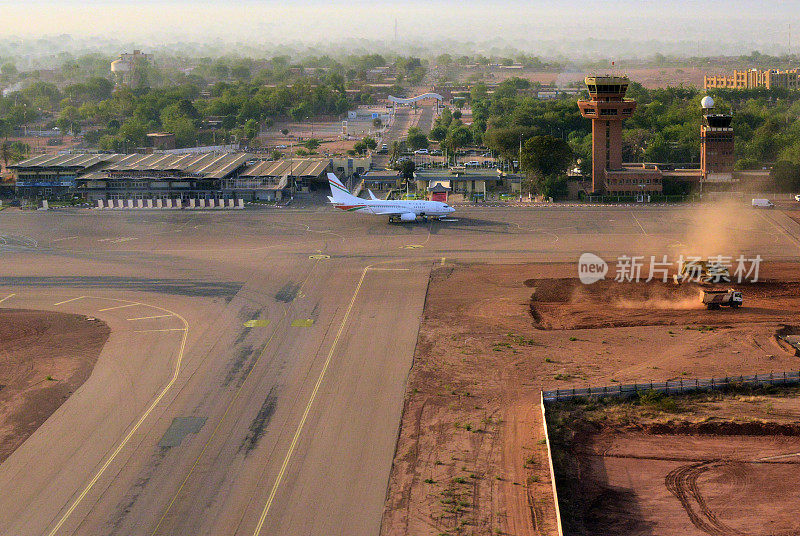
<box><xmin>611</xmin><ymin>287</ymin><xmax>705</xmax><ymax>310</ymax></box>
<box><xmin>678</xmin><ymin>199</ymin><xmax>757</xmax><ymax>260</ymax></box>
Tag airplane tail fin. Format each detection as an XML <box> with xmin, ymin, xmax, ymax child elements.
<box><xmin>367</xmin><ymin>189</ymin><xmax>379</xmax><ymax>200</ymax></box>
<box><xmin>328</xmin><ymin>173</ymin><xmax>360</xmax><ymax>204</ymax></box>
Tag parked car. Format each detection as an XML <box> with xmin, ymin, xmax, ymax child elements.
<box><xmin>465</xmin><ymin>160</ymin><xmax>480</xmax><ymax>167</ymax></box>
<box><xmin>430</xmin><ymin>149</ymin><xmax>442</xmax><ymax>156</ymax></box>
<box><xmin>414</xmin><ymin>149</ymin><xmax>429</xmax><ymax>154</ymax></box>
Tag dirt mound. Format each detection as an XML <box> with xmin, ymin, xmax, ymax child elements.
<box><xmin>0</xmin><ymin>309</ymin><xmax>109</xmax><ymax>463</ymax></box>
<box><xmin>645</xmin><ymin>419</ymin><xmax>800</xmax><ymax>436</ymax></box>
<box><xmin>528</xmin><ymin>278</ymin><xmax>800</xmax><ymax>330</ymax></box>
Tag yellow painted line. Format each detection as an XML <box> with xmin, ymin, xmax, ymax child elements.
<box><xmin>0</xmin><ymin>293</ymin><xmax>15</xmax><ymax>305</ymax></box>
<box><xmin>151</xmin><ymin>259</ymin><xmax>322</xmax><ymax>536</ymax></box>
<box><xmin>46</xmin><ymin>297</ymin><xmax>189</xmax><ymax>536</ymax></box>
<box><xmin>53</xmin><ymin>296</ymin><xmax>85</xmax><ymax>306</ymax></box>
<box><xmin>631</xmin><ymin>213</ymin><xmax>647</xmax><ymax>235</ymax></box>
<box><xmin>128</xmin><ymin>314</ymin><xmax>174</xmax><ymax>321</ymax></box>
<box><xmin>98</xmin><ymin>303</ymin><xmax>139</xmax><ymax>312</ymax></box>
<box><xmin>290</xmin><ymin>319</ymin><xmax>314</xmax><ymax>327</ymax></box>
<box><xmin>253</xmin><ymin>264</ymin><xmax>371</xmax><ymax>535</ymax></box>
<box><xmin>369</xmin><ymin>268</ymin><xmax>410</xmax><ymax>271</ymax></box>
<box><xmin>441</xmin><ymin>257</ymin><xmax>446</xmax><ymax>265</ymax></box>
<box><xmin>401</xmin><ymin>244</ymin><xmax>423</xmax><ymax>249</ymax></box>
<box><xmin>133</xmin><ymin>328</ymin><xmax>188</xmax><ymax>333</ymax></box>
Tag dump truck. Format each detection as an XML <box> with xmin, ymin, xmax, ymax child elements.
<box><xmin>702</xmin><ymin>289</ymin><xmax>743</xmax><ymax>309</ymax></box>
<box><xmin>674</xmin><ymin>259</ymin><xmax>730</xmax><ymax>284</ymax></box>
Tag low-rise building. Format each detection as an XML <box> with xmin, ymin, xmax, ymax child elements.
<box><xmin>361</xmin><ymin>170</ymin><xmax>403</xmax><ymax>192</ymax></box>
<box><xmin>329</xmin><ymin>156</ymin><xmax>371</xmax><ymax>179</ymax></box>
<box><xmin>414</xmin><ymin>169</ymin><xmax>522</xmax><ymax>200</ymax></box>
<box><xmin>10</xmin><ymin>153</ymin><xmax>122</xmax><ymax>199</ymax></box>
<box><xmin>224</xmin><ymin>158</ymin><xmax>329</xmax><ymax>201</ymax></box>
<box><xmin>77</xmin><ymin>152</ymin><xmax>253</xmax><ymax>201</ymax></box>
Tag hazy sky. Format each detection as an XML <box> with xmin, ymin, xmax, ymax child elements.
<box><xmin>7</xmin><ymin>1</ymin><xmax>800</xmax><ymax>53</ymax></box>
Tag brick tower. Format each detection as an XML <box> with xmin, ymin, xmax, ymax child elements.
<box><xmin>577</xmin><ymin>76</ymin><xmax>637</xmax><ymax>193</ymax></box>
<box><xmin>700</xmin><ymin>96</ymin><xmax>734</xmax><ymax>183</ymax></box>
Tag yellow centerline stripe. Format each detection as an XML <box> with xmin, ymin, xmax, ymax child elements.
<box><xmin>150</xmin><ymin>259</ymin><xmax>322</xmax><ymax>536</ymax></box>
<box><xmin>133</xmin><ymin>328</ymin><xmax>188</xmax><ymax>333</ymax></box>
<box><xmin>128</xmin><ymin>314</ymin><xmax>174</xmax><ymax>321</ymax></box>
<box><xmin>53</xmin><ymin>296</ymin><xmax>85</xmax><ymax>306</ymax></box>
<box><xmin>252</xmin><ymin>264</ymin><xmax>372</xmax><ymax>535</ymax></box>
<box><xmin>98</xmin><ymin>303</ymin><xmax>139</xmax><ymax>312</ymax></box>
<box><xmin>0</xmin><ymin>293</ymin><xmax>15</xmax><ymax>305</ymax></box>
<box><xmin>46</xmin><ymin>297</ymin><xmax>190</xmax><ymax>536</ymax></box>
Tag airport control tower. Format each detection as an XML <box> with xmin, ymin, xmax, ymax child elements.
<box><xmin>700</xmin><ymin>96</ymin><xmax>735</xmax><ymax>183</ymax></box>
<box><xmin>577</xmin><ymin>76</ymin><xmax>637</xmax><ymax>193</ymax></box>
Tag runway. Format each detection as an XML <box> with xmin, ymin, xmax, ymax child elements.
<box><xmin>0</xmin><ymin>203</ymin><xmax>798</xmax><ymax>535</ymax></box>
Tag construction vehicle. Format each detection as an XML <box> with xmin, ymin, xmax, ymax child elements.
<box><xmin>673</xmin><ymin>259</ymin><xmax>730</xmax><ymax>284</ymax></box>
<box><xmin>702</xmin><ymin>289</ymin><xmax>743</xmax><ymax>309</ymax></box>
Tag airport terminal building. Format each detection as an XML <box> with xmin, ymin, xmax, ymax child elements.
<box><xmin>11</xmin><ymin>153</ymin><xmax>336</xmax><ymax>202</ymax></box>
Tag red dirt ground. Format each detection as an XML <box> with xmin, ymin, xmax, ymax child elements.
<box><xmin>381</xmin><ymin>262</ymin><xmax>800</xmax><ymax>536</ymax></box>
<box><xmin>0</xmin><ymin>309</ymin><xmax>109</xmax><ymax>463</ymax></box>
<box><xmin>550</xmin><ymin>391</ymin><xmax>800</xmax><ymax>536</ymax></box>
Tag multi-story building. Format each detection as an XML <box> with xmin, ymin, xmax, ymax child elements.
<box><xmin>700</xmin><ymin>96</ymin><xmax>735</xmax><ymax>183</ymax></box>
<box><xmin>577</xmin><ymin>76</ymin><xmax>737</xmax><ymax>198</ymax></box>
<box><xmin>704</xmin><ymin>68</ymin><xmax>800</xmax><ymax>90</ymax></box>
<box><xmin>577</xmin><ymin>76</ymin><xmax>639</xmax><ymax>193</ymax></box>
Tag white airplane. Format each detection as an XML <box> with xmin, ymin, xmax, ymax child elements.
<box><xmin>327</xmin><ymin>173</ymin><xmax>455</xmax><ymax>222</ymax></box>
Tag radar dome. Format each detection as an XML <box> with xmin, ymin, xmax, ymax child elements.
<box><xmin>701</xmin><ymin>96</ymin><xmax>715</xmax><ymax>109</ymax></box>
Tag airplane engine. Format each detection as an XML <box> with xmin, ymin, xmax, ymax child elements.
<box><xmin>400</xmin><ymin>212</ymin><xmax>417</xmax><ymax>222</ymax></box>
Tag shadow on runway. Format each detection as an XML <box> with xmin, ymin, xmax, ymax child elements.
<box><xmin>0</xmin><ymin>276</ymin><xmax>243</xmax><ymax>299</ymax></box>
<box><xmin>428</xmin><ymin>217</ymin><xmax>512</xmax><ymax>235</ymax></box>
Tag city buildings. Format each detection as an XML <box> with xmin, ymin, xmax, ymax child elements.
<box><xmin>110</xmin><ymin>50</ymin><xmax>153</xmax><ymax>88</ymax></box>
<box><xmin>703</xmin><ymin>68</ymin><xmax>800</xmax><ymax>90</ymax></box>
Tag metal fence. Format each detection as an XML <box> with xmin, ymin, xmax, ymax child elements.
<box><xmin>542</xmin><ymin>370</ymin><xmax>800</xmax><ymax>403</ymax></box>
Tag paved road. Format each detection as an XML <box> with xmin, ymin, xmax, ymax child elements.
<box><xmin>373</xmin><ymin>107</ymin><xmax>416</xmax><ymax>169</ymax></box>
<box><xmin>0</xmin><ymin>204</ymin><xmax>799</xmax><ymax>536</ymax></box>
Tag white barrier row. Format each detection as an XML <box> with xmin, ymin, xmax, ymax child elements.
<box><xmin>96</xmin><ymin>199</ymin><xmax>244</xmax><ymax>210</ymax></box>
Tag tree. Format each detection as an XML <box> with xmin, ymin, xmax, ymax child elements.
<box><xmin>520</xmin><ymin>135</ymin><xmax>574</xmax><ymax>198</ymax></box>
<box><xmin>290</xmin><ymin>103</ymin><xmax>311</xmax><ymax>122</ymax></box>
<box><xmin>281</xmin><ymin>128</ymin><xmax>289</xmax><ymax>136</ymax></box>
<box><xmin>484</xmin><ymin>127</ymin><xmax>536</xmax><ymax>160</ymax></box>
<box><xmin>397</xmin><ymin>159</ymin><xmax>415</xmax><ymax>179</ymax></box>
<box><xmin>389</xmin><ymin>141</ymin><xmax>401</xmax><ymax>164</ymax></box>
<box><xmin>372</xmin><ymin>117</ymin><xmax>382</xmax><ymax>129</ymax></box>
<box><xmin>362</xmin><ymin>136</ymin><xmax>377</xmax><ymax>150</ymax></box>
<box><xmin>770</xmin><ymin>160</ymin><xmax>800</xmax><ymax>192</ymax></box>
<box><xmin>429</xmin><ymin>125</ymin><xmax>447</xmax><ymax>142</ymax></box>
<box><xmin>444</xmin><ymin>125</ymin><xmax>472</xmax><ymax>154</ymax></box>
<box><xmin>353</xmin><ymin>140</ymin><xmax>367</xmax><ymax>155</ymax></box>
<box><xmin>520</xmin><ymin>135</ymin><xmax>574</xmax><ymax>177</ymax></box>
<box><xmin>406</xmin><ymin>127</ymin><xmax>428</xmax><ymax>150</ymax></box>
<box><xmin>303</xmin><ymin>138</ymin><xmax>321</xmax><ymax>151</ymax></box>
